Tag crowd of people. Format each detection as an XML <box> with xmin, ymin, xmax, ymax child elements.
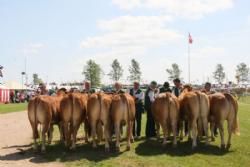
<box><xmin>126</xmin><ymin>79</ymin><xmax>217</xmax><ymax>139</ymax></box>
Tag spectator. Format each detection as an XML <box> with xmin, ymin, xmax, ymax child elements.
<box><xmin>145</xmin><ymin>81</ymin><xmax>158</xmax><ymax>138</ymax></box>
<box><xmin>159</xmin><ymin>82</ymin><xmax>171</xmax><ymax>93</ymax></box>
<box><xmin>113</xmin><ymin>82</ymin><xmax>124</xmax><ymax>94</ymax></box>
<box><xmin>129</xmin><ymin>81</ymin><xmax>144</xmax><ymax>139</ymax></box>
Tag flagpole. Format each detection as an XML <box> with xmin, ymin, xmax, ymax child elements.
<box><xmin>188</xmin><ymin>34</ymin><xmax>190</xmax><ymax>84</ymax></box>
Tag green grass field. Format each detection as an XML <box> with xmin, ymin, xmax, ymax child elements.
<box><xmin>0</xmin><ymin>98</ymin><xmax>249</xmax><ymax>166</ymax></box>
<box><xmin>40</xmin><ymin>99</ymin><xmax>250</xmax><ymax>167</ymax></box>
<box><xmin>0</xmin><ymin>102</ymin><xmax>27</xmax><ymax>114</ymax></box>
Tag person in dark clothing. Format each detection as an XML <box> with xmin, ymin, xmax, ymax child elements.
<box><xmin>130</xmin><ymin>81</ymin><xmax>144</xmax><ymax>138</ymax></box>
<box><xmin>145</xmin><ymin>81</ymin><xmax>158</xmax><ymax>138</ymax></box>
<box><xmin>172</xmin><ymin>78</ymin><xmax>182</xmax><ymax>97</ymax></box>
<box><xmin>159</xmin><ymin>82</ymin><xmax>172</xmax><ymax>93</ymax></box>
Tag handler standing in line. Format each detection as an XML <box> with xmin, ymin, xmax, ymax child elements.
<box><xmin>145</xmin><ymin>81</ymin><xmax>158</xmax><ymax>138</ymax></box>
<box><xmin>129</xmin><ymin>81</ymin><xmax>144</xmax><ymax>139</ymax></box>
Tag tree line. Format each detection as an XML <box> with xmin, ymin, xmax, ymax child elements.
<box><xmin>31</xmin><ymin>61</ymin><xmax>249</xmax><ymax>87</ymax></box>
<box><xmin>82</xmin><ymin>59</ymin><xmax>250</xmax><ymax>87</ymax></box>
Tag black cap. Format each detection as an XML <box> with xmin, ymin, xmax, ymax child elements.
<box><xmin>163</xmin><ymin>82</ymin><xmax>170</xmax><ymax>87</ymax></box>
<box><xmin>173</xmin><ymin>78</ymin><xmax>180</xmax><ymax>83</ymax></box>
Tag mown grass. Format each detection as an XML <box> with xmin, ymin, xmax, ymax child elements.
<box><xmin>0</xmin><ymin>102</ymin><xmax>27</xmax><ymax>114</ymax></box>
<box><xmin>41</xmin><ymin>100</ymin><xmax>250</xmax><ymax>167</ymax></box>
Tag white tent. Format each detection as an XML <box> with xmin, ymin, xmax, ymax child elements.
<box><xmin>4</xmin><ymin>81</ymin><xmax>28</xmax><ymax>90</ymax></box>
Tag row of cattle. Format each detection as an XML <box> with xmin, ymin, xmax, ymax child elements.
<box><xmin>27</xmin><ymin>86</ymin><xmax>240</xmax><ymax>153</ymax></box>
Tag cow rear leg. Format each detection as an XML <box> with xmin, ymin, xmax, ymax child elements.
<box><xmin>202</xmin><ymin>118</ymin><xmax>209</xmax><ymax>145</ymax></box>
<box><xmin>210</xmin><ymin>122</ymin><xmax>215</xmax><ymax>141</ymax></box>
<box><xmin>63</xmin><ymin>122</ymin><xmax>70</xmax><ymax>148</ymax></box>
<box><xmin>91</xmin><ymin>121</ymin><xmax>97</xmax><ymax>148</ymax></box>
<box><xmin>97</xmin><ymin>122</ymin><xmax>103</xmax><ymax>143</ymax></box>
<box><xmin>104</xmin><ymin>123</ymin><xmax>110</xmax><ymax>152</ymax></box>
<box><xmin>161</xmin><ymin>121</ymin><xmax>168</xmax><ymax>146</ymax></box>
<box><xmin>226</xmin><ymin>119</ymin><xmax>233</xmax><ymax>150</ymax></box>
<box><xmin>41</xmin><ymin>124</ymin><xmax>49</xmax><ymax>153</ymax></box>
<box><xmin>179</xmin><ymin>121</ymin><xmax>184</xmax><ymax>141</ymax></box>
<box><xmin>191</xmin><ymin>121</ymin><xmax>198</xmax><ymax>149</ymax></box>
<box><xmin>156</xmin><ymin>122</ymin><xmax>161</xmax><ymax>140</ymax></box>
<box><xmin>126</xmin><ymin>121</ymin><xmax>132</xmax><ymax>151</ymax></box>
<box><xmin>72</xmin><ymin>122</ymin><xmax>81</xmax><ymax>150</ymax></box>
<box><xmin>218</xmin><ymin>121</ymin><xmax>225</xmax><ymax>150</ymax></box>
<box><xmin>31</xmin><ymin>123</ymin><xmax>39</xmax><ymax>151</ymax></box>
<box><xmin>130</xmin><ymin>121</ymin><xmax>134</xmax><ymax>143</ymax></box>
<box><xmin>171</xmin><ymin>121</ymin><xmax>177</xmax><ymax>148</ymax></box>
<box><xmin>48</xmin><ymin>125</ymin><xmax>54</xmax><ymax>144</ymax></box>
<box><xmin>115</xmin><ymin>122</ymin><xmax>120</xmax><ymax>152</ymax></box>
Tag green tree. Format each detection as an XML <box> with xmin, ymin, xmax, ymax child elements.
<box><xmin>128</xmin><ymin>59</ymin><xmax>142</xmax><ymax>82</ymax></box>
<box><xmin>213</xmin><ymin>64</ymin><xmax>225</xmax><ymax>83</ymax></box>
<box><xmin>235</xmin><ymin>63</ymin><xmax>249</xmax><ymax>84</ymax></box>
<box><xmin>166</xmin><ymin>63</ymin><xmax>181</xmax><ymax>81</ymax></box>
<box><xmin>82</xmin><ymin>60</ymin><xmax>101</xmax><ymax>87</ymax></box>
<box><xmin>32</xmin><ymin>73</ymin><xmax>43</xmax><ymax>85</ymax></box>
<box><xmin>108</xmin><ymin>59</ymin><xmax>123</xmax><ymax>82</ymax></box>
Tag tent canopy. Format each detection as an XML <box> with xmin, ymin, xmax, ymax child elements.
<box><xmin>4</xmin><ymin>81</ymin><xmax>28</xmax><ymax>90</ymax></box>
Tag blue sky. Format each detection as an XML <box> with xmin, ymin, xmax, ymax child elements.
<box><xmin>1</xmin><ymin>0</ymin><xmax>250</xmax><ymax>85</ymax></box>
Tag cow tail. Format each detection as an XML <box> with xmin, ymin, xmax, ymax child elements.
<box><xmin>195</xmin><ymin>92</ymin><xmax>203</xmax><ymax>135</ymax></box>
<box><xmin>34</xmin><ymin>97</ymin><xmax>39</xmax><ymax>139</ymax></box>
<box><xmin>224</xmin><ymin>93</ymin><xmax>240</xmax><ymax>136</ymax></box>
<box><xmin>97</xmin><ymin>93</ymin><xmax>103</xmax><ymax>140</ymax></box>
<box><xmin>71</xmin><ymin>94</ymin><xmax>75</xmax><ymax>131</ymax></box>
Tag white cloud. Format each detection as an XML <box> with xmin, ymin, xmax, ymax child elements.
<box><xmin>80</xmin><ymin>15</ymin><xmax>183</xmax><ymax>83</ymax></box>
<box><xmin>81</xmin><ymin>15</ymin><xmax>182</xmax><ymax>50</ymax></box>
<box><xmin>22</xmin><ymin>43</ymin><xmax>45</xmax><ymax>55</ymax></box>
<box><xmin>112</xmin><ymin>0</ymin><xmax>234</xmax><ymax>19</ymax></box>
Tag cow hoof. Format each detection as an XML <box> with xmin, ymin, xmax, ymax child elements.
<box><xmin>211</xmin><ymin>137</ymin><xmax>215</xmax><ymax>142</ymax></box>
<box><xmin>226</xmin><ymin>144</ymin><xmax>231</xmax><ymax>150</ymax></box>
<box><xmin>221</xmin><ymin>144</ymin><xmax>226</xmax><ymax>150</ymax></box>
<box><xmin>180</xmin><ymin>137</ymin><xmax>183</xmax><ymax>141</ymax></box>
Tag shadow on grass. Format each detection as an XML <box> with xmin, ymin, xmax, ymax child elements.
<box><xmin>0</xmin><ymin>137</ymin><xmax>234</xmax><ymax>165</ymax></box>
<box><xmin>0</xmin><ymin>141</ymin><xmax>124</xmax><ymax>164</ymax></box>
<box><xmin>135</xmin><ymin>138</ymin><xmax>234</xmax><ymax>157</ymax></box>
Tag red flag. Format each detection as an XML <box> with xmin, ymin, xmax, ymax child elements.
<box><xmin>188</xmin><ymin>33</ymin><xmax>193</xmax><ymax>44</ymax></box>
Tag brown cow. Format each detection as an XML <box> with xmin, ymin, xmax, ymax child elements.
<box><xmin>209</xmin><ymin>92</ymin><xmax>240</xmax><ymax>150</ymax></box>
<box><xmin>178</xmin><ymin>85</ymin><xmax>210</xmax><ymax>149</ymax></box>
<box><xmin>111</xmin><ymin>93</ymin><xmax>135</xmax><ymax>151</ymax></box>
<box><xmin>152</xmin><ymin>92</ymin><xmax>179</xmax><ymax>147</ymax></box>
<box><xmin>87</xmin><ymin>92</ymin><xmax>113</xmax><ymax>152</ymax></box>
<box><xmin>27</xmin><ymin>89</ymin><xmax>66</xmax><ymax>152</ymax></box>
<box><xmin>60</xmin><ymin>92</ymin><xmax>88</xmax><ymax>149</ymax></box>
